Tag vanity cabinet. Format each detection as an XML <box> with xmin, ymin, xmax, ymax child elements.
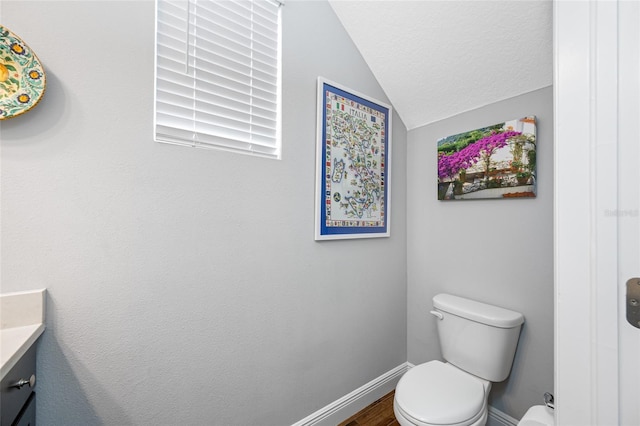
<box><xmin>1</xmin><ymin>344</ymin><xmax>37</xmax><ymax>426</ymax></box>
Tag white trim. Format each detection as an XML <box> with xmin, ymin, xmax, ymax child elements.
<box><xmin>291</xmin><ymin>362</ymin><xmax>523</xmax><ymax>426</ymax></box>
<box><xmin>554</xmin><ymin>1</ymin><xmax>622</xmax><ymax>425</ymax></box>
<box><xmin>554</xmin><ymin>0</ymin><xmax>597</xmax><ymax>421</ymax></box>
<box><xmin>291</xmin><ymin>363</ymin><xmax>410</xmax><ymax>426</ymax></box>
<box><xmin>617</xmin><ymin>2</ymin><xmax>640</xmax><ymax>424</ymax></box>
<box><xmin>487</xmin><ymin>406</ymin><xmax>519</xmax><ymax>426</ymax></box>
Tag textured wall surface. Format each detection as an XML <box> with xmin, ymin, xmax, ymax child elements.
<box><xmin>0</xmin><ymin>1</ymin><xmax>408</xmax><ymax>424</ymax></box>
<box><xmin>406</xmin><ymin>87</ymin><xmax>554</xmax><ymax>420</ymax></box>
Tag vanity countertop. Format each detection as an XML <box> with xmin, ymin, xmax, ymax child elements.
<box><xmin>0</xmin><ymin>289</ymin><xmax>46</xmax><ymax>380</ymax></box>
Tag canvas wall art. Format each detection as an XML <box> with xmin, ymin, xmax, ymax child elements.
<box><xmin>437</xmin><ymin>117</ymin><xmax>537</xmax><ymax>200</ymax></box>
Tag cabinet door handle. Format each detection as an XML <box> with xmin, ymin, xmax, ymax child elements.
<box><xmin>11</xmin><ymin>374</ymin><xmax>35</xmax><ymax>389</ymax></box>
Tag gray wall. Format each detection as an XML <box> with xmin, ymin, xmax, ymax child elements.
<box><xmin>0</xmin><ymin>1</ymin><xmax>407</xmax><ymax>425</ymax></box>
<box><xmin>406</xmin><ymin>86</ymin><xmax>554</xmax><ymax>420</ymax></box>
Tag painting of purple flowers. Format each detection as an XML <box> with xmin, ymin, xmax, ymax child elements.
<box><xmin>437</xmin><ymin>117</ymin><xmax>537</xmax><ymax>200</ymax></box>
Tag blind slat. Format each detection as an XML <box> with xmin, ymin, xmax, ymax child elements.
<box><xmin>155</xmin><ymin>0</ymin><xmax>281</xmax><ymax>159</ymax></box>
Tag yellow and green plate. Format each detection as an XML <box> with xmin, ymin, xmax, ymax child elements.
<box><xmin>0</xmin><ymin>25</ymin><xmax>46</xmax><ymax>120</ymax></box>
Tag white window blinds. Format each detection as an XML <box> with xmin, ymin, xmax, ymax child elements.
<box><xmin>155</xmin><ymin>0</ymin><xmax>282</xmax><ymax>159</ymax></box>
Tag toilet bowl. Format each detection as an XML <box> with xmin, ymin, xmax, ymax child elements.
<box><xmin>394</xmin><ymin>361</ymin><xmax>490</xmax><ymax>426</ymax></box>
<box><xmin>394</xmin><ymin>294</ymin><xmax>524</xmax><ymax>426</ymax></box>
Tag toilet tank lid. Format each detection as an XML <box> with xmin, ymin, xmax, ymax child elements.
<box><xmin>433</xmin><ymin>294</ymin><xmax>524</xmax><ymax>328</ymax></box>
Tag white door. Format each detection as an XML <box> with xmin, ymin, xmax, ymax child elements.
<box><xmin>618</xmin><ymin>1</ymin><xmax>640</xmax><ymax>424</ymax></box>
<box><xmin>555</xmin><ymin>1</ymin><xmax>640</xmax><ymax>424</ymax></box>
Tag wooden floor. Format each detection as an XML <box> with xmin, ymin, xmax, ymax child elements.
<box><xmin>338</xmin><ymin>391</ymin><xmax>400</xmax><ymax>426</ymax></box>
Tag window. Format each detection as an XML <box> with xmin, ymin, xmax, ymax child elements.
<box><xmin>155</xmin><ymin>0</ymin><xmax>283</xmax><ymax>159</ymax></box>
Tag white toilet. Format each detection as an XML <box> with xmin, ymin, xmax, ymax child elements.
<box><xmin>394</xmin><ymin>294</ymin><xmax>525</xmax><ymax>426</ymax></box>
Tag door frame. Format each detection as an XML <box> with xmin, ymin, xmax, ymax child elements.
<box><xmin>554</xmin><ymin>0</ymin><xmax>626</xmax><ymax>424</ymax></box>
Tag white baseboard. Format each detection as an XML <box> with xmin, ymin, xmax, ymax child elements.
<box><xmin>487</xmin><ymin>405</ymin><xmax>519</xmax><ymax>426</ymax></box>
<box><xmin>291</xmin><ymin>362</ymin><xmax>410</xmax><ymax>426</ymax></box>
<box><xmin>291</xmin><ymin>362</ymin><xmax>520</xmax><ymax>426</ymax></box>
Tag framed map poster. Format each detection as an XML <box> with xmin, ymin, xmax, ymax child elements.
<box><xmin>315</xmin><ymin>78</ymin><xmax>392</xmax><ymax>240</ymax></box>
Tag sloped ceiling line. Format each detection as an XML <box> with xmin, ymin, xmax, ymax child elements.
<box><xmin>329</xmin><ymin>0</ymin><xmax>553</xmax><ymax>130</ymax></box>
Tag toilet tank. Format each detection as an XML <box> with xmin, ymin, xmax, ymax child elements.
<box><xmin>432</xmin><ymin>294</ymin><xmax>524</xmax><ymax>382</ymax></box>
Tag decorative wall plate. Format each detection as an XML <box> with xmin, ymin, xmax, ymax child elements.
<box><xmin>0</xmin><ymin>25</ymin><xmax>46</xmax><ymax>120</ymax></box>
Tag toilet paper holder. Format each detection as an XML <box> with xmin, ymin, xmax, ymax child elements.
<box><xmin>543</xmin><ymin>392</ymin><xmax>555</xmax><ymax>410</ymax></box>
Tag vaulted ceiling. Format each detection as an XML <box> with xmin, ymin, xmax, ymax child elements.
<box><xmin>328</xmin><ymin>0</ymin><xmax>553</xmax><ymax>130</ymax></box>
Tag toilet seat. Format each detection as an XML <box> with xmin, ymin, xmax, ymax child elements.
<box><xmin>395</xmin><ymin>361</ymin><xmax>488</xmax><ymax>426</ymax></box>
